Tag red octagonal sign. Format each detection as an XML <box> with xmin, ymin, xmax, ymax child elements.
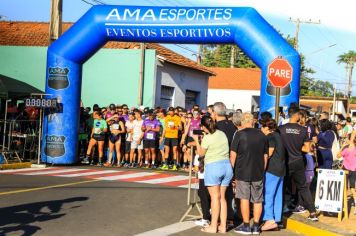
<box><xmin>267</xmin><ymin>58</ymin><xmax>293</xmax><ymax>88</ymax></box>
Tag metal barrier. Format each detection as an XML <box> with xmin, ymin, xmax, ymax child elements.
<box><xmin>0</xmin><ymin>119</ymin><xmax>40</xmax><ymax>163</ymax></box>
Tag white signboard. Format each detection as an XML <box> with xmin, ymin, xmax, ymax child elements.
<box><xmin>315</xmin><ymin>169</ymin><xmax>345</xmax><ymax>213</ymax></box>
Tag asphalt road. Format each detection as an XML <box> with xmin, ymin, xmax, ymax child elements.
<box><xmin>0</xmin><ymin>167</ymin><xmax>300</xmax><ymax>236</ymax></box>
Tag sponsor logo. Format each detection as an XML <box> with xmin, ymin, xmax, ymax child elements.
<box><xmin>48</xmin><ymin>67</ymin><xmax>69</xmax><ymax>90</ymax></box>
<box><xmin>45</xmin><ymin>135</ymin><xmax>66</xmax><ymax>157</ymax></box>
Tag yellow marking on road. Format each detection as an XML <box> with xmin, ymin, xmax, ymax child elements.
<box><xmin>0</xmin><ymin>179</ymin><xmax>100</xmax><ymax>196</ymax></box>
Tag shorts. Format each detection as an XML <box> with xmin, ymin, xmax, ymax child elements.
<box><xmin>204</xmin><ymin>159</ymin><xmax>233</xmax><ymax>187</ymax></box>
<box><xmin>109</xmin><ymin>134</ymin><xmax>121</xmax><ymax>144</ymax></box>
<box><xmin>131</xmin><ymin>139</ymin><xmax>143</xmax><ymax>150</ymax></box>
<box><xmin>144</xmin><ymin>139</ymin><xmax>157</xmax><ymax>149</ymax></box>
<box><xmin>349</xmin><ymin>170</ymin><xmax>356</xmax><ymax>188</ymax></box>
<box><xmin>124</xmin><ymin>141</ymin><xmax>131</xmax><ymax>153</ymax></box>
<box><xmin>92</xmin><ymin>133</ymin><xmax>105</xmax><ymax>141</ymax></box>
<box><xmin>164</xmin><ymin>138</ymin><xmax>178</xmax><ymax>147</ymax></box>
<box><xmin>235</xmin><ymin>180</ymin><xmax>264</xmax><ymax>203</ymax></box>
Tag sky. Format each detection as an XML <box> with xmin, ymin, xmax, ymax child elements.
<box><xmin>1</xmin><ymin>0</ymin><xmax>355</xmax><ymax>94</ymax></box>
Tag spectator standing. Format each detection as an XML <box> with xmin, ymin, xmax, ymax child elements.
<box><xmin>130</xmin><ymin>110</ymin><xmax>144</xmax><ymax>167</ymax></box>
<box><xmin>193</xmin><ymin>116</ymin><xmax>233</xmax><ymax>234</ymax></box>
<box><xmin>279</xmin><ymin>106</ymin><xmax>318</xmax><ymax>221</ymax></box>
<box><xmin>230</xmin><ymin>112</ymin><xmax>268</xmax><ymax>234</ymax></box>
<box><xmin>260</xmin><ymin>118</ymin><xmax>286</xmax><ymax>231</ymax></box>
<box><xmin>317</xmin><ymin>119</ymin><xmax>335</xmax><ymax>169</ymax></box>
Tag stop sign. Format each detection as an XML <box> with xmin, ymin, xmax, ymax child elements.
<box><xmin>267</xmin><ymin>58</ymin><xmax>293</xmax><ymax>88</ymax></box>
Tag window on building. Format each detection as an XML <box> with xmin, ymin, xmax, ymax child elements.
<box><xmin>185</xmin><ymin>90</ymin><xmax>199</xmax><ymax>110</ymax></box>
<box><xmin>160</xmin><ymin>85</ymin><xmax>174</xmax><ymax>109</ymax></box>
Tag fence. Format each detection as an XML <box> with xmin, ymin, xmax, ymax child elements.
<box><xmin>0</xmin><ymin>119</ymin><xmax>40</xmax><ymax>163</ymax></box>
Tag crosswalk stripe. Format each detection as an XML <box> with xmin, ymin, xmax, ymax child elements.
<box><xmin>55</xmin><ymin>170</ymin><xmax>119</xmax><ymax>177</ymax></box>
<box><xmin>136</xmin><ymin>175</ymin><xmax>189</xmax><ymax>184</ymax></box>
<box><xmin>95</xmin><ymin>172</ymin><xmax>157</xmax><ymax>181</ymax></box>
<box><xmin>0</xmin><ymin>167</ymin><xmax>57</xmax><ymax>173</ymax></box>
<box><xmin>20</xmin><ymin>168</ymin><xmax>84</xmax><ymax>175</ymax></box>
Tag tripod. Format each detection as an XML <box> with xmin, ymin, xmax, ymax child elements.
<box><xmin>179</xmin><ymin>146</ymin><xmax>203</xmax><ymax>222</ymax></box>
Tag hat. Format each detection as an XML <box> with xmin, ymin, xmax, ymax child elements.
<box><xmin>147</xmin><ymin>109</ymin><xmax>155</xmax><ymax>115</ymax></box>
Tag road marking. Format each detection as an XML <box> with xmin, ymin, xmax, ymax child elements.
<box><xmin>136</xmin><ymin>175</ymin><xmax>188</xmax><ymax>184</ymax></box>
<box><xmin>0</xmin><ymin>179</ymin><xmax>100</xmax><ymax>196</ymax></box>
<box><xmin>135</xmin><ymin>221</ymin><xmax>196</xmax><ymax>236</ymax></box>
<box><xmin>20</xmin><ymin>168</ymin><xmax>84</xmax><ymax>175</ymax></box>
<box><xmin>55</xmin><ymin>170</ymin><xmax>119</xmax><ymax>177</ymax></box>
<box><xmin>95</xmin><ymin>172</ymin><xmax>157</xmax><ymax>181</ymax></box>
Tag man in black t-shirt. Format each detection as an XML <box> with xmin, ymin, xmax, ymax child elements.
<box><xmin>230</xmin><ymin>112</ymin><xmax>268</xmax><ymax>234</ymax></box>
<box><xmin>279</xmin><ymin>106</ymin><xmax>318</xmax><ymax>221</ymax></box>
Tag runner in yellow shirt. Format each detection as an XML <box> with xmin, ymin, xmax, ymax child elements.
<box><xmin>161</xmin><ymin>107</ymin><xmax>182</xmax><ymax>170</ymax></box>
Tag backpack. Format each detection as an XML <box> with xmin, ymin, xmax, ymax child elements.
<box><xmin>331</xmin><ymin>131</ymin><xmax>340</xmax><ymax>161</ymax></box>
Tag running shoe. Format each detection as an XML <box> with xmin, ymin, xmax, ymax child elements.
<box><xmin>292</xmin><ymin>205</ymin><xmax>306</xmax><ymax>214</ymax></box>
<box><xmin>251</xmin><ymin>225</ymin><xmax>260</xmax><ymax>235</ymax></box>
<box><xmin>234</xmin><ymin>223</ymin><xmax>251</xmax><ymax>235</ymax></box>
<box><xmin>97</xmin><ymin>162</ymin><xmax>104</xmax><ymax>167</ymax></box>
<box><xmin>171</xmin><ymin>164</ymin><xmax>178</xmax><ymax>171</ymax></box>
<box><xmin>160</xmin><ymin>164</ymin><xmax>169</xmax><ymax>170</ymax></box>
<box><xmin>194</xmin><ymin>219</ymin><xmax>210</xmax><ymax>227</ymax></box>
<box><xmin>82</xmin><ymin>157</ymin><xmax>90</xmax><ymax>164</ymax></box>
<box><xmin>307</xmin><ymin>213</ymin><xmax>319</xmax><ymax>222</ymax></box>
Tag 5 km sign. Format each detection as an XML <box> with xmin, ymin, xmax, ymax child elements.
<box><xmin>267</xmin><ymin>58</ymin><xmax>293</xmax><ymax>88</ymax></box>
<box><xmin>315</xmin><ymin>169</ymin><xmax>345</xmax><ymax>213</ymax></box>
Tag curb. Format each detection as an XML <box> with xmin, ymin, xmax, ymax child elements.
<box><xmin>283</xmin><ymin>214</ymin><xmax>355</xmax><ymax>236</ymax></box>
<box><xmin>0</xmin><ymin>162</ymin><xmax>32</xmax><ymax>170</ymax></box>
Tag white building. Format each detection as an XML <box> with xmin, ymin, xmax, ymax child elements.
<box><xmin>208</xmin><ymin>67</ymin><xmax>261</xmax><ymax>112</ymax></box>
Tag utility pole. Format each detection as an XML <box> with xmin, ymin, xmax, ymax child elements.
<box><xmin>49</xmin><ymin>0</ymin><xmax>63</xmax><ymax>44</ymax></box>
<box><xmin>197</xmin><ymin>45</ymin><xmax>203</xmax><ymax>64</ymax></box>
<box><xmin>347</xmin><ymin>58</ymin><xmax>354</xmax><ymax>116</ymax></box>
<box><xmin>289</xmin><ymin>18</ymin><xmax>320</xmax><ymax>50</ymax></box>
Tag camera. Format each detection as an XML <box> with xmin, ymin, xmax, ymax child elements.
<box><xmin>193</xmin><ymin>129</ymin><xmax>203</xmax><ymax>135</ymax></box>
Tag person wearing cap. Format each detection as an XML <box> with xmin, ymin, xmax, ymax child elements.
<box><xmin>181</xmin><ymin>110</ymin><xmax>201</xmax><ymax>171</ymax></box>
<box><xmin>105</xmin><ymin>113</ymin><xmax>125</xmax><ymax>167</ymax></box>
<box><xmin>142</xmin><ymin>110</ymin><xmax>161</xmax><ymax>168</ymax></box>
<box><xmin>157</xmin><ymin>108</ymin><xmax>166</xmax><ymax>164</ymax></box>
<box><xmin>161</xmin><ymin>107</ymin><xmax>182</xmax><ymax>170</ymax></box>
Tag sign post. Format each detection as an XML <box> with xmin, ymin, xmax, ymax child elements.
<box><xmin>267</xmin><ymin>57</ymin><xmax>293</xmax><ymax>123</ymax></box>
<box><xmin>315</xmin><ymin>169</ymin><xmax>349</xmax><ymax>221</ymax></box>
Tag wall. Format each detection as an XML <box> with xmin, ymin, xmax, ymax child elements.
<box><xmin>0</xmin><ymin>46</ymin><xmax>156</xmax><ymax>108</ymax></box>
<box><xmin>155</xmin><ymin>61</ymin><xmax>209</xmax><ymax>109</ymax></box>
<box><xmin>208</xmin><ymin>89</ymin><xmax>260</xmax><ymax>112</ymax></box>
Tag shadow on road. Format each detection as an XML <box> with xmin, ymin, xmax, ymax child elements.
<box><xmin>0</xmin><ymin>196</ymin><xmax>88</xmax><ymax>236</ymax></box>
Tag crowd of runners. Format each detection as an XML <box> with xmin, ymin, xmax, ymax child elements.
<box><xmin>79</xmin><ymin>102</ymin><xmax>356</xmax><ymax>234</ymax></box>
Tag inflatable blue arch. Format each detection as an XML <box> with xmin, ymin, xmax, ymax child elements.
<box><xmin>43</xmin><ymin>5</ymin><xmax>300</xmax><ymax>164</ymax></box>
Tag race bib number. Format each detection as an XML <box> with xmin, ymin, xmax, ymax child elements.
<box><xmin>112</xmin><ymin>124</ymin><xmax>119</xmax><ymax>130</ymax></box>
<box><xmin>147</xmin><ymin>133</ymin><xmax>154</xmax><ymax>140</ymax></box>
<box><xmin>168</xmin><ymin>121</ymin><xmax>174</xmax><ymax>128</ymax></box>
<box><xmin>94</xmin><ymin>128</ymin><xmax>101</xmax><ymax>134</ymax></box>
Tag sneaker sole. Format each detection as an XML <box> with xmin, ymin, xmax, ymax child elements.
<box><xmin>234</xmin><ymin>230</ymin><xmax>252</xmax><ymax>235</ymax></box>
<box><xmin>293</xmin><ymin>210</ymin><xmax>306</xmax><ymax>214</ymax></box>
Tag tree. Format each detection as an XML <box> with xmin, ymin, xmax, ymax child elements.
<box><xmin>337</xmin><ymin>50</ymin><xmax>356</xmax><ymax>98</ymax></box>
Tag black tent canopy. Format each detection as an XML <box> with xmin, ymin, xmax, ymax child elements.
<box><xmin>0</xmin><ymin>74</ymin><xmax>43</xmax><ymax>99</ymax></box>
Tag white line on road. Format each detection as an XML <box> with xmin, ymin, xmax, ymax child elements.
<box><xmin>136</xmin><ymin>175</ymin><xmax>189</xmax><ymax>184</ymax></box>
<box><xmin>95</xmin><ymin>172</ymin><xmax>157</xmax><ymax>181</ymax></box>
<box><xmin>135</xmin><ymin>221</ymin><xmax>196</xmax><ymax>236</ymax></box>
<box><xmin>178</xmin><ymin>183</ymin><xmax>199</xmax><ymax>189</ymax></box>
<box><xmin>20</xmin><ymin>168</ymin><xmax>85</xmax><ymax>175</ymax></box>
<box><xmin>55</xmin><ymin>170</ymin><xmax>119</xmax><ymax>177</ymax></box>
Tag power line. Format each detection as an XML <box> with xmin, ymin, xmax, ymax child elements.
<box><xmin>80</xmin><ymin>0</ymin><xmax>94</xmax><ymax>5</ymax></box>
<box><xmin>289</xmin><ymin>18</ymin><xmax>321</xmax><ymax>51</ymax></box>
<box><xmin>305</xmin><ymin>61</ymin><xmax>343</xmax><ymax>80</ymax></box>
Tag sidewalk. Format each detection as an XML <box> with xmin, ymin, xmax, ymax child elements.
<box><xmin>284</xmin><ymin>191</ymin><xmax>356</xmax><ymax>236</ymax></box>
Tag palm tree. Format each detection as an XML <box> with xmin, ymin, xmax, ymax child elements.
<box><xmin>337</xmin><ymin>50</ymin><xmax>356</xmax><ymax>114</ymax></box>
